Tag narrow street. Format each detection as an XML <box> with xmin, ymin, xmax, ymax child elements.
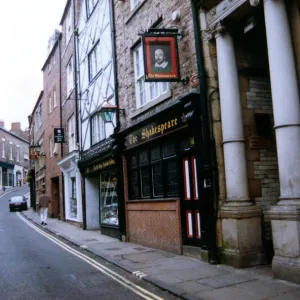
<box><xmin>0</xmin><ymin>188</ymin><xmax>178</xmax><ymax>300</ymax></box>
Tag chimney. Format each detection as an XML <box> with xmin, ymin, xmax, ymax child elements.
<box><xmin>11</xmin><ymin>122</ymin><xmax>21</xmax><ymax>134</ymax></box>
<box><xmin>0</xmin><ymin>120</ymin><xmax>4</xmax><ymax>128</ymax></box>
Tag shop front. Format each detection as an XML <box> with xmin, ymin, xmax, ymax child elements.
<box><xmin>58</xmin><ymin>151</ymin><xmax>83</xmax><ymax>225</ymax></box>
<box><xmin>120</xmin><ymin>92</ymin><xmax>215</xmax><ymax>255</ymax></box>
<box><xmin>79</xmin><ymin>140</ymin><xmax>120</xmax><ymax>239</ymax></box>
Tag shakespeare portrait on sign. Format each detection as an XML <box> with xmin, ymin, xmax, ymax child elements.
<box><xmin>143</xmin><ymin>35</ymin><xmax>180</xmax><ymax>82</ymax></box>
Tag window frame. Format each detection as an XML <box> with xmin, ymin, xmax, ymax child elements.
<box><xmin>68</xmin><ymin>114</ymin><xmax>76</xmax><ymax>152</ymax></box>
<box><xmin>49</xmin><ymin>95</ymin><xmax>52</xmax><ymax>114</ymax></box>
<box><xmin>1</xmin><ymin>139</ymin><xmax>5</xmax><ymax>158</ymax></box>
<box><xmin>16</xmin><ymin>145</ymin><xmax>20</xmax><ymax>162</ymax></box>
<box><xmin>133</xmin><ymin>44</ymin><xmax>169</xmax><ymax>109</ymax></box>
<box><xmin>128</xmin><ymin>142</ymin><xmax>178</xmax><ymax>200</ymax></box>
<box><xmin>66</xmin><ymin>56</ymin><xmax>74</xmax><ymax>96</ymax></box>
<box><xmin>88</xmin><ymin>41</ymin><xmax>101</xmax><ymax>82</ymax></box>
<box><xmin>8</xmin><ymin>142</ymin><xmax>13</xmax><ymax>160</ymax></box>
<box><xmin>53</xmin><ymin>88</ymin><xmax>57</xmax><ymax>108</ymax></box>
<box><xmin>91</xmin><ymin>112</ymin><xmax>106</xmax><ymax>146</ymax></box>
<box><xmin>49</xmin><ymin>138</ymin><xmax>53</xmax><ymax>158</ymax></box>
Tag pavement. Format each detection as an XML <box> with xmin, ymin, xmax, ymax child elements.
<box><xmin>17</xmin><ymin>194</ymin><xmax>300</xmax><ymax>300</ymax></box>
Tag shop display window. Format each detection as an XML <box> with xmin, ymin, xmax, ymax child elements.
<box><xmin>70</xmin><ymin>177</ymin><xmax>77</xmax><ymax>218</ymax></box>
<box><xmin>100</xmin><ymin>171</ymin><xmax>118</xmax><ymax>226</ymax></box>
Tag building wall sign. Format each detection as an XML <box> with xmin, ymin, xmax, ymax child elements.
<box><xmin>83</xmin><ymin>158</ymin><xmax>116</xmax><ymax>176</ymax></box>
<box><xmin>124</xmin><ymin>111</ymin><xmax>193</xmax><ymax>149</ymax></box>
<box><xmin>143</xmin><ymin>30</ymin><xmax>181</xmax><ymax>82</ymax></box>
<box><xmin>54</xmin><ymin>128</ymin><xmax>65</xmax><ymax>143</ymax></box>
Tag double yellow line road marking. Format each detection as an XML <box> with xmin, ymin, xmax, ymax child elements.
<box><xmin>17</xmin><ymin>212</ymin><xmax>164</xmax><ymax>300</ymax></box>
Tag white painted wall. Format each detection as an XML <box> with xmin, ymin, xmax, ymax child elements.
<box><xmin>85</xmin><ymin>176</ymin><xmax>100</xmax><ymax>229</ymax></box>
<box><xmin>77</xmin><ymin>0</ymin><xmax>116</xmax><ymax>152</ymax></box>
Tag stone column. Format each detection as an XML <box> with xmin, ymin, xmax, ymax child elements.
<box><xmin>264</xmin><ymin>0</ymin><xmax>300</xmax><ymax>283</ymax></box>
<box><xmin>215</xmin><ymin>23</ymin><xmax>264</xmax><ymax>267</ymax></box>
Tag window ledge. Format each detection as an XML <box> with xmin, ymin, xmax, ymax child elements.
<box><xmin>125</xmin><ymin>0</ymin><xmax>147</xmax><ymax>25</ymax></box>
<box><xmin>129</xmin><ymin>89</ymin><xmax>172</xmax><ymax>119</ymax></box>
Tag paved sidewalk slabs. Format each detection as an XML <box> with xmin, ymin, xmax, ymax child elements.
<box><xmin>21</xmin><ymin>208</ymin><xmax>300</xmax><ymax>300</ymax></box>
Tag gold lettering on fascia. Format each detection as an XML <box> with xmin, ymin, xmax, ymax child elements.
<box><xmin>128</xmin><ymin>118</ymin><xmax>178</xmax><ymax>146</ymax></box>
<box><xmin>86</xmin><ymin>159</ymin><xmax>115</xmax><ymax>174</ymax></box>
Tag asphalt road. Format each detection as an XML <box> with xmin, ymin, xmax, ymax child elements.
<box><xmin>0</xmin><ymin>187</ymin><xmax>178</xmax><ymax>300</ymax></box>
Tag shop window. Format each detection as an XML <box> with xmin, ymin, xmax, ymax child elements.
<box><xmin>70</xmin><ymin>177</ymin><xmax>77</xmax><ymax>218</ymax></box>
<box><xmin>100</xmin><ymin>171</ymin><xmax>118</xmax><ymax>226</ymax></box>
<box><xmin>128</xmin><ymin>142</ymin><xmax>178</xmax><ymax>200</ymax></box>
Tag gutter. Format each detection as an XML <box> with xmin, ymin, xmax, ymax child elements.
<box><xmin>110</xmin><ymin>0</ymin><xmax>126</xmax><ymax>240</ymax></box>
<box><xmin>190</xmin><ymin>0</ymin><xmax>219</xmax><ymax>263</ymax></box>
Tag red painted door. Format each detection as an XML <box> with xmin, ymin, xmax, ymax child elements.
<box><xmin>181</xmin><ymin>154</ymin><xmax>202</xmax><ymax>246</ymax></box>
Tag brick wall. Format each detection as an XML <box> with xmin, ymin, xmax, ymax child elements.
<box><xmin>114</xmin><ymin>0</ymin><xmax>198</xmax><ymax>252</ymax></box>
<box><xmin>127</xmin><ymin>201</ymin><xmax>182</xmax><ymax>254</ymax></box>
<box><xmin>60</xmin><ymin>0</ymin><xmax>81</xmax><ymax>157</ymax></box>
<box><xmin>114</xmin><ymin>0</ymin><xmax>199</xmax><ymax>130</ymax></box>
<box><xmin>42</xmin><ymin>42</ymin><xmax>63</xmax><ymax>219</ymax></box>
<box><xmin>245</xmin><ymin>77</ymin><xmax>279</xmax><ymax>243</ymax></box>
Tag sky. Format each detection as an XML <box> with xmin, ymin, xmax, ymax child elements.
<box><xmin>0</xmin><ymin>0</ymin><xmax>68</xmax><ymax>131</ymax></box>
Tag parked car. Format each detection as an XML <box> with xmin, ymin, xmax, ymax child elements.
<box><xmin>8</xmin><ymin>196</ymin><xmax>28</xmax><ymax>212</ymax></box>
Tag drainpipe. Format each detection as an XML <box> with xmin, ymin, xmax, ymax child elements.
<box><xmin>110</xmin><ymin>1</ymin><xmax>126</xmax><ymax>240</ymax></box>
<box><xmin>73</xmin><ymin>0</ymin><xmax>80</xmax><ymax>147</ymax></box>
<box><xmin>73</xmin><ymin>0</ymin><xmax>86</xmax><ymax>229</ymax></box>
<box><xmin>58</xmin><ymin>33</ymin><xmax>66</xmax><ymax>221</ymax></box>
<box><xmin>190</xmin><ymin>0</ymin><xmax>218</xmax><ymax>263</ymax></box>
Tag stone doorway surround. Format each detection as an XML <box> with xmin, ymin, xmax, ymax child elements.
<box><xmin>202</xmin><ymin>0</ymin><xmax>300</xmax><ymax>283</ymax></box>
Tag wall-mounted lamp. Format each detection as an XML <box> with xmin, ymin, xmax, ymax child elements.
<box><xmin>99</xmin><ymin>98</ymin><xmax>125</xmax><ymax>124</ymax></box>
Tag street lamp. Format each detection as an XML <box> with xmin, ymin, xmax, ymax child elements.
<box><xmin>99</xmin><ymin>98</ymin><xmax>124</xmax><ymax>124</ymax></box>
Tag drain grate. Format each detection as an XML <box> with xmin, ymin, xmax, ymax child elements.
<box><xmin>134</xmin><ymin>247</ymin><xmax>146</xmax><ymax>251</ymax></box>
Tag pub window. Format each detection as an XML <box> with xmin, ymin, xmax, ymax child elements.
<box><xmin>128</xmin><ymin>141</ymin><xmax>178</xmax><ymax>200</ymax></box>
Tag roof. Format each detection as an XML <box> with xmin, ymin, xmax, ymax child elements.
<box><xmin>0</xmin><ymin>126</ymin><xmax>30</xmax><ymax>144</ymax></box>
<box><xmin>29</xmin><ymin>91</ymin><xmax>44</xmax><ymax>127</ymax></box>
<box><xmin>41</xmin><ymin>31</ymin><xmax>62</xmax><ymax>71</ymax></box>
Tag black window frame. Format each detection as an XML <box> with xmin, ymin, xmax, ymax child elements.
<box><xmin>128</xmin><ymin>141</ymin><xmax>178</xmax><ymax>200</ymax></box>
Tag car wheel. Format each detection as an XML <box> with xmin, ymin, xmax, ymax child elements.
<box><xmin>23</xmin><ymin>205</ymin><xmax>28</xmax><ymax>211</ymax></box>
<box><xmin>9</xmin><ymin>208</ymin><xmax>14</xmax><ymax>212</ymax></box>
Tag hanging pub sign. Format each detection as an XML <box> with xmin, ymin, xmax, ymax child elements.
<box><xmin>142</xmin><ymin>29</ymin><xmax>181</xmax><ymax>82</ymax></box>
<box><xmin>54</xmin><ymin>128</ymin><xmax>65</xmax><ymax>143</ymax></box>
